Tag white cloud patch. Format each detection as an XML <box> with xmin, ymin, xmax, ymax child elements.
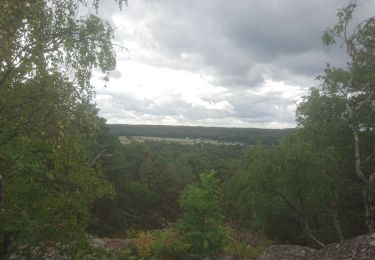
<box><xmin>92</xmin><ymin>0</ymin><xmax>375</xmax><ymax>128</ymax></box>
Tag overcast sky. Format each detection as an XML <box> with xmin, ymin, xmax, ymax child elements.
<box><xmin>92</xmin><ymin>0</ymin><xmax>375</xmax><ymax>128</ymax></box>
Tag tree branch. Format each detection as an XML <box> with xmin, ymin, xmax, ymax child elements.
<box><xmin>89</xmin><ymin>149</ymin><xmax>107</xmax><ymax>167</ymax></box>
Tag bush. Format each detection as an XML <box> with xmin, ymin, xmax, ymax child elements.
<box><xmin>131</xmin><ymin>231</ymin><xmax>153</xmax><ymax>258</ymax></box>
<box><xmin>224</xmin><ymin>240</ymin><xmax>265</xmax><ymax>259</ymax></box>
<box><xmin>151</xmin><ymin>230</ymin><xmax>189</xmax><ymax>259</ymax></box>
<box><xmin>129</xmin><ymin>229</ymin><xmax>189</xmax><ymax>259</ymax></box>
<box><xmin>178</xmin><ymin>170</ymin><xmax>227</xmax><ymax>259</ymax></box>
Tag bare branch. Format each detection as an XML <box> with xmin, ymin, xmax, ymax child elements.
<box><xmin>362</xmin><ymin>151</ymin><xmax>375</xmax><ymax>166</ymax></box>
<box><xmin>354</xmin><ymin>87</ymin><xmax>375</xmax><ymax>112</ymax></box>
<box><xmin>89</xmin><ymin>149</ymin><xmax>107</xmax><ymax>167</ymax></box>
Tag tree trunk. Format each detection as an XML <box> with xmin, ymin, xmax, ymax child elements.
<box><xmin>331</xmin><ymin>186</ymin><xmax>344</xmax><ymax>241</ymax></box>
<box><xmin>350</xmin><ymin>126</ymin><xmax>375</xmax><ymax>233</ymax></box>
<box><xmin>332</xmin><ymin>202</ymin><xmax>344</xmax><ymax>241</ymax></box>
<box><xmin>1</xmin><ymin>234</ymin><xmax>11</xmax><ymax>257</ymax></box>
<box><xmin>304</xmin><ymin>219</ymin><xmax>326</xmax><ymax>248</ymax></box>
<box><xmin>0</xmin><ymin>174</ymin><xmax>3</xmax><ymax>203</ymax></box>
<box><xmin>274</xmin><ymin>191</ymin><xmax>325</xmax><ymax>247</ymax></box>
<box><xmin>362</xmin><ymin>185</ymin><xmax>375</xmax><ymax>233</ymax></box>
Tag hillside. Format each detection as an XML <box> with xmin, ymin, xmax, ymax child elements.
<box><xmin>109</xmin><ymin>124</ymin><xmax>294</xmax><ymax>145</ymax></box>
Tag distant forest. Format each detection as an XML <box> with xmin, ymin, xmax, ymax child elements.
<box><xmin>2</xmin><ymin>1</ymin><xmax>375</xmax><ymax>259</ymax></box>
<box><xmin>109</xmin><ymin>124</ymin><xmax>294</xmax><ymax>145</ymax></box>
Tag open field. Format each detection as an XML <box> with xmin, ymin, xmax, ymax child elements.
<box><xmin>111</xmin><ymin>124</ymin><xmax>293</xmax><ymax>145</ymax></box>
<box><xmin>119</xmin><ymin>136</ymin><xmax>245</xmax><ymax>146</ymax></box>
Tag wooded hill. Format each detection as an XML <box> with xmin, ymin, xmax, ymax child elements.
<box><xmin>109</xmin><ymin>124</ymin><xmax>294</xmax><ymax>145</ymax></box>
<box><xmin>2</xmin><ymin>1</ymin><xmax>375</xmax><ymax>259</ymax></box>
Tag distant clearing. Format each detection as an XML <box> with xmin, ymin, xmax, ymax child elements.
<box><xmin>110</xmin><ymin>124</ymin><xmax>294</xmax><ymax>145</ymax></box>
<box><xmin>119</xmin><ymin>136</ymin><xmax>245</xmax><ymax>146</ymax></box>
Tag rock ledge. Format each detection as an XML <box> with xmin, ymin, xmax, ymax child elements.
<box><xmin>257</xmin><ymin>234</ymin><xmax>375</xmax><ymax>260</ymax></box>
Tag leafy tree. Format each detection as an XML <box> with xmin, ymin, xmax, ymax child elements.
<box><xmin>178</xmin><ymin>170</ymin><xmax>227</xmax><ymax>259</ymax></box>
<box><xmin>297</xmin><ymin>3</ymin><xmax>375</xmax><ymax>233</ymax></box>
<box><xmin>0</xmin><ymin>0</ymin><xmax>125</xmax><ymax>256</ymax></box>
<box><xmin>223</xmin><ymin>136</ymin><xmax>344</xmax><ymax>247</ymax></box>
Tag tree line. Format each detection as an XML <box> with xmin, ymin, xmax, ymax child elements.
<box><xmin>0</xmin><ymin>0</ymin><xmax>374</xmax><ymax>258</ymax></box>
<box><xmin>110</xmin><ymin>124</ymin><xmax>294</xmax><ymax>145</ymax></box>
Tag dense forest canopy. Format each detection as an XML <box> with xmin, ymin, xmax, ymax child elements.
<box><xmin>0</xmin><ymin>0</ymin><xmax>374</xmax><ymax>259</ymax></box>
<box><xmin>109</xmin><ymin>124</ymin><xmax>294</xmax><ymax>145</ymax></box>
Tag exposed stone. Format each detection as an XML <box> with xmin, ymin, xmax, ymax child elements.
<box><xmin>257</xmin><ymin>245</ymin><xmax>316</xmax><ymax>260</ymax></box>
<box><xmin>91</xmin><ymin>237</ymin><xmax>130</xmax><ymax>251</ymax></box>
<box><xmin>258</xmin><ymin>234</ymin><xmax>375</xmax><ymax>260</ymax></box>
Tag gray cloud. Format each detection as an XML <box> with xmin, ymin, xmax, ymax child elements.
<box><xmin>94</xmin><ymin>0</ymin><xmax>375</xmax><ymax>128</ymax></box>
<box><xmin>111</xmin><ymin>0</ymin><xmax>364</xmax><ymax>87</ymax></box>
<box><xmin>96</xmin><ymin>83</ymin><xmax>298</xmax><ymax>128</ymax></box>
<box><xmin>97</xmin><ymin>89</ymin><xmax>233</xmax><ymax>120</ymax></box>
<box><xmin>99</xmin><ymin>0</ymin><xmax>375</xmax><ymax>86</ymax></box>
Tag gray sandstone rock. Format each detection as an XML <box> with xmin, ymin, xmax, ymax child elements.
<box><xmin>257</xmin><ymin>234</ymin><xmax>375</xmax><ymax>260</ymax></box>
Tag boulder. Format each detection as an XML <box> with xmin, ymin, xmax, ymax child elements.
<box><xmin>257</xmin><ymin>245</ymin><xmax>316</xmax><ymax>260</ymax></box>
<box><xmin>258</xmin><ymin>234</ymin><xmax>375</xmax><ymax>260</ymax></box>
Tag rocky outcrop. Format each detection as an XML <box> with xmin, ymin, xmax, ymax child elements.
<box><xmin>257</xmin><ymin>245</ymin><xmax>316</xmax><ymax>260</ymax></box>
<box><xmin>257</xmin><ymin>234</ymin><xmax>375</xmax><ymax>260</ymax></box>
<box><xmin>91</xmin><ymin>237</ymin><xmax>130</xmax><ymax>252</ymax></box>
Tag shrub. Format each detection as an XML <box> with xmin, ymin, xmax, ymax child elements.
<box><xmin>131</xmin><ymin>231</ymin><xmax>153</xmax><ymax>258</ymax></box>
<box><xmin>178</xmin><ymin>170</ymin><xmax>227</xmax><ymax>259</ymax></box>
<box><xmin>151</xmin><ymin>230</ymin><xmax>189</xmax><ymax>259</ymax></box>
<box><xmin>224</xmin><ymin>240</ymin><xmax>265</xmax><ymax>259</ymax></box>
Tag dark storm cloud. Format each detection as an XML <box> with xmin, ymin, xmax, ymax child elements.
<box><xmin>94</xmin><ymin>0</ymin><xmax>375</xmax><ymax>127</ymax></box>
<box><xmin>110</xmin><ymin>0</ymin><xmax>370</xmax><ymax>87</ymax></box>
<box><xmin>98</xmin><ymin>0</ymin><xmax>375</xmax><ymax>86</ymax></box>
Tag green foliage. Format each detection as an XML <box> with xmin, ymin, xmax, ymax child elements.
<box><xmin>132</xmin><ymin>231</ymin><xmax>154</xmax><ymax>259</ymax></box>
<box><xmin>223</xmin><ymin>2</ymin><xmax>374</xmax><ymax>246</ymax></box>
<box><xmin>222</xmin><ymin>131</ymin><xmax>361</xmax><ymax>246</ymax></box>
<box><xmin>151</xmin><ymin>230</ymin><xmax>189</xmax><ymax>259</ymax></box>
<box><xmin>127</xmin><ymin>229</ymin><xmax>189</xmax><ymax>260</ymax></box>
<box><xmin>224</xmin><ymin>240</ymin><xmax>265</xmax><ymax>259</ymax></box>
<box><xmin>90</xmin><ymin>141</ymin><xmax>244</xmax><ymax>236</ymax></box>
<box><xmin>0</xmin><ymin>75</ymin><xmax>115</xmax><ymax>256</ymax></box>
<box><xmin>0</xmin><ymin>0</ymin><xmax>122</xmax><ymax>256</ymax></box>
<box><xmin>297</xmin><ymin>2</ymin><xmax>375</xmax><ymax>233</ymax></box>
<box><xmin>178</xmin><ymin>170</ymin><xmax>227</xmax><ymax>259</ymax></box>
<box><xmin>119</xmin><ymin>248</ymin><xmax>138</xmax><ymax>260</ymax></box>
<box><xmin>110</xmin><ymin>124</ymin><xmax>293</xmax><ymax>145</ymax></box>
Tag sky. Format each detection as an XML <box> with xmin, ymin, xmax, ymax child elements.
<box><xmin>92</xmin><ymin>0</ymin><xmax>375</xmax><ymax>128</ymax></box>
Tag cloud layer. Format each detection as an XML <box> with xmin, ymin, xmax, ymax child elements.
<box><xmin>93</xmin><ymin>0</ymin><xmax>375</xmax><ymax>128</ymax></box>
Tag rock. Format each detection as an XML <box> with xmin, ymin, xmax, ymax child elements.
<box><xmin>258</xmin><ymin>234</ymin><xmax>375</xmax><ymax>260</ymax></box>
<box><xmin>310</xmin><ymin>234</ymin><xmax>375</xmax><ymax>260</ymax></box>
<box><xmin>91</xmin><ymin>238</ymin><xmax>107</xmax><ymax>249</ymax></box>
<box><xmin>257</xmin><ymin>245</ymin><xmax>316</xmax><ymax>260</ymax></box>
<box><xmin>90</xmin><ymin>237</ymin><xmax>130</xmax><ymax>251</ymax></box>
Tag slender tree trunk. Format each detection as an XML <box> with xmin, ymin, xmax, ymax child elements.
<box><xmin>0</xmin><ymin>174</ymin><xmax>3</xmax><ymax>203</ymax></box>
<box><xmin>0</xmin><ymin>174</ymin><xmax>10</xmax><ymax>257</ymax></box>
<box><xmin>332</xmin><ymin>200</ymin><xmax>344</xmax><ymax>241</ymax></box>
<box><xmin>362</xmin><ymin>186</ymin><xmax>375</xmax><ymax>233</ymax></box>
<box><xmin>350</xmin><ymin>126</ymin><xmax>375</xmax><ymax>233</ymax></box>
<box><xmin>201</xmin><ymin>212</ymin><xmax>205</xmax><ymax>254</ymax></box>
<box><xmin>330</xmin><ymin>186</ymin><xmax>344</xmax><ymax>241</ymax></box>
<box><xmin>304</xmin><ymin>219</ymin><xmax>325</xmax><ymax>248</ymax></box>
<box><xmin>300</xmin><ymin>197</ymin><xmax>325</xmax><ymax>248</ymax></box>
<box><xmin>1</xmin><ymin>234</ymin><xmax>11</xmax><ymax>257</ymax></box>
<box><xmin>274</xmin><ymin>191</ymin><xmax>325</xmax><ymax>247</ymax></box>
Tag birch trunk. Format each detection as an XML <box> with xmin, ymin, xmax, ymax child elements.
<box><xmin>350</xmin><ymin>126</ymin><xmax>375</xmax><ymax>233</ymax></box>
